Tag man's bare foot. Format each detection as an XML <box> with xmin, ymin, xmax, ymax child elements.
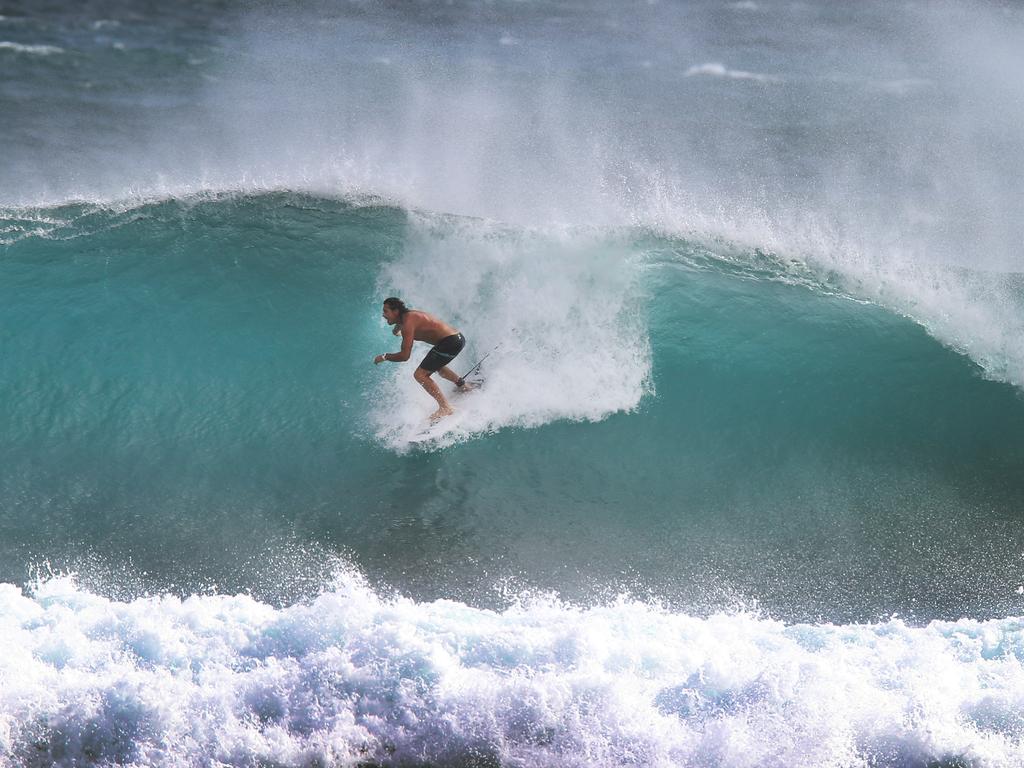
<box><xmin>430</xmin><ymin>406</ymin><xmax>455</xmax><ymax>423</ymax></box>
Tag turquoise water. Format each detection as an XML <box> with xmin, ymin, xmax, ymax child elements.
<box><xmin>3</xmin><ymin>1</ymin><xmax>1024</xmax><ymax>765</ymax></box>
<box><xmin>4</xmin><ymin>194</ymin><xmax>1023</xmax><ymax>624</ymax></box>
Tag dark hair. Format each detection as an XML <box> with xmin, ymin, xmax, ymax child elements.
<box><xmin>383</xmin><ymin>297</ymin><xmax>409</xmax><ymax>316</ymax></box>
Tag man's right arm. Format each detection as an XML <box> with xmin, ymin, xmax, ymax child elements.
<box><xmin>393</xmin><ymin>326</ymin><xmax>415</xmax><ymax>361</ymax></box>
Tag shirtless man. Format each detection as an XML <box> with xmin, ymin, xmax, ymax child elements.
<box><xmin>374</xmin><ymin>297</ymin><xmax>468</xmax><ymax>421</ymax></box>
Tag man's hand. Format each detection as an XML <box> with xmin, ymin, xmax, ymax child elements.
<box><xmin>374</xmin><ymin>354</ymin><xmax>387</xmax><ymax>365</ymax></box>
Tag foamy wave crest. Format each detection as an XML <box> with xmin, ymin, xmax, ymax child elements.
<box><xmin>637</xmin><ymin>186</ymin><xmax>1024</xmax><ymax>393</ymax></box>
<box><xmin>1</xmin><ymin>572</ymin><xmax>1023</xmax><ymax>767</ymax></box>
<box><xmin>825</xmin><ymin>256</ymin><xmax>1024</xmax><ymax>389</ymax></box>
<box><xmin>684</xmin><ymin>62</ymin><xmax>781</xmax><ymax>84</ymax></box>
<box><xmin>372</xmin><ymin>217</ymin><xmax>651</xmax><ymax>450</ymax></box>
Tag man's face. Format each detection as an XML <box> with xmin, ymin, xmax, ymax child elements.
<box><xmin>382</xmin><ymin>305</ymin><xmax>400</xmax><ymax>324</ymax></box>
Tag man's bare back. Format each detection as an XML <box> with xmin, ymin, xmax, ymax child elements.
<box><xmin>392</xmin><ymin>309</ymin><xmax>459</xmax><ymax>345</ymax></box>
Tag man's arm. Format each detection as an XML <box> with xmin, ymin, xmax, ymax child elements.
<box><xmin>374</xmin><ymin>322</ymin><xmax>416</xmax><ymax>364</ymax></box>
<box><xmin>391</xmin><ymin>327</ymin><xmax>415</xmax><ymax>361</ymax></box>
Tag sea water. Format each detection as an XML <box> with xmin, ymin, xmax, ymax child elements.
<box><xmin>2</xmin><ymin>1</ymin><xmax>1024</xmax><ymax>765</ymax></box>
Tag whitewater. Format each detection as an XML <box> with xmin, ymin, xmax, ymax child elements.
<box><xmin>3</xmin><ymin>570</ymin><xmax>1024</xmax><ymax>767</ymax></box>
<box><xmin>2</xmin><ymin>1</ymin><xmax>1024</xmax><ymax>766</ymax></box>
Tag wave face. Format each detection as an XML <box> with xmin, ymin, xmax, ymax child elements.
<box><xmin>3</xmin><ymin>194</ymin><xmax>1024</xmax><ymax>627</ymax></box>
<box><xmin>4</xmin><ymin>1</ymin><xmax>1024</xmax><ymax>765</ymax></box>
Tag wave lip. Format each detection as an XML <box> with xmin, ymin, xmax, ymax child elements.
<box><xmin>2</xmin><ymin>573</ymin><xmax>1023</xmax><ymax>767</ymax></box>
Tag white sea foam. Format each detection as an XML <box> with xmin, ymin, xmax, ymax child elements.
<box><xmin>1</xmin><ymin>571</ymin><xmax>1023</xmax><ymax>767</ymax></box>
<box><xmin>684</xmin><ymin>62</ymin><xmax>781</xmax><ymax>83</ymax></box>
<box><xmin>371</xmin><ymin>217</ymin><xmax>651</xmax><ymax>449</ymax></box>
<box><xmin>0</xmin><ymin>41</ymin><xmax>64</xmax><ymax>55</ymax></box>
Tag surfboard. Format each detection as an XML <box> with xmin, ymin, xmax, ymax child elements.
<box><xmin>406</xmin><ymin>379</ymin><xmax>483</xmax><ymax>446</ymax></box>
<box><xmin>408</xmin><ymin>414</ymin><xmax>463</xmax><ymax>445</ymax></box>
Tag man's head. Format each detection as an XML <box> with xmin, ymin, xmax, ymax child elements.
<box><xmin>382</xmin><ymin>297</ymin><xmax>407</xmax><ymax>325</ymax></box>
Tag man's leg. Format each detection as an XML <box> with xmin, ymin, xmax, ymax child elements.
<box><xmin>437</xmin><ymin>365</ymin><xmax>468</xmax><ymax>389</ymax></box>
<box><xmin>414</xmin><ymin>367</ymin><xmax>454</xmax><ymax>420</ymax></box>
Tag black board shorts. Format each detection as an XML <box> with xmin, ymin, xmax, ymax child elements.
<box><xmin>418</xmin><ymin>333</ymin><xmax>465</xmax><ymax>372</ymax></box>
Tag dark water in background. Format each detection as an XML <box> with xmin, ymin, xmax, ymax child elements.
<box><xmin>3</xmin><ymin>1</ymin><xmax>1024</xmax><ymax>765</ymax></box>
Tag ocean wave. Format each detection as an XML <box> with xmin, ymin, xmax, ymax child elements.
<box><xmin>0</xmin><ymin>184</ymin><xmax>402</xmax><ymax>225</ymax></box>
<box><xmin>5</xmin><ymin>189</ymin><xmax>1023</xmax><ymax>401</ymax></box>
<box><xmin>1</xmin><ymin>571</ymin><xmax>1022</xmax><ymax>767</ymax></box>
<box><xmin>637</xmin><ymin>193</ymin><xmax>1024</xmax><ymax>393</ymax></box>
<box><xmin>3</xmin><ymin>191</ymin><xmax>1024</xmax><ymax>625</ymax></box>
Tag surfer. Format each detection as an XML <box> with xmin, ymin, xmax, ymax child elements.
<box><xmin>374</xmin><ymin>297</ymin><xmax>469</xmax><ymax>421</ymax></box>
